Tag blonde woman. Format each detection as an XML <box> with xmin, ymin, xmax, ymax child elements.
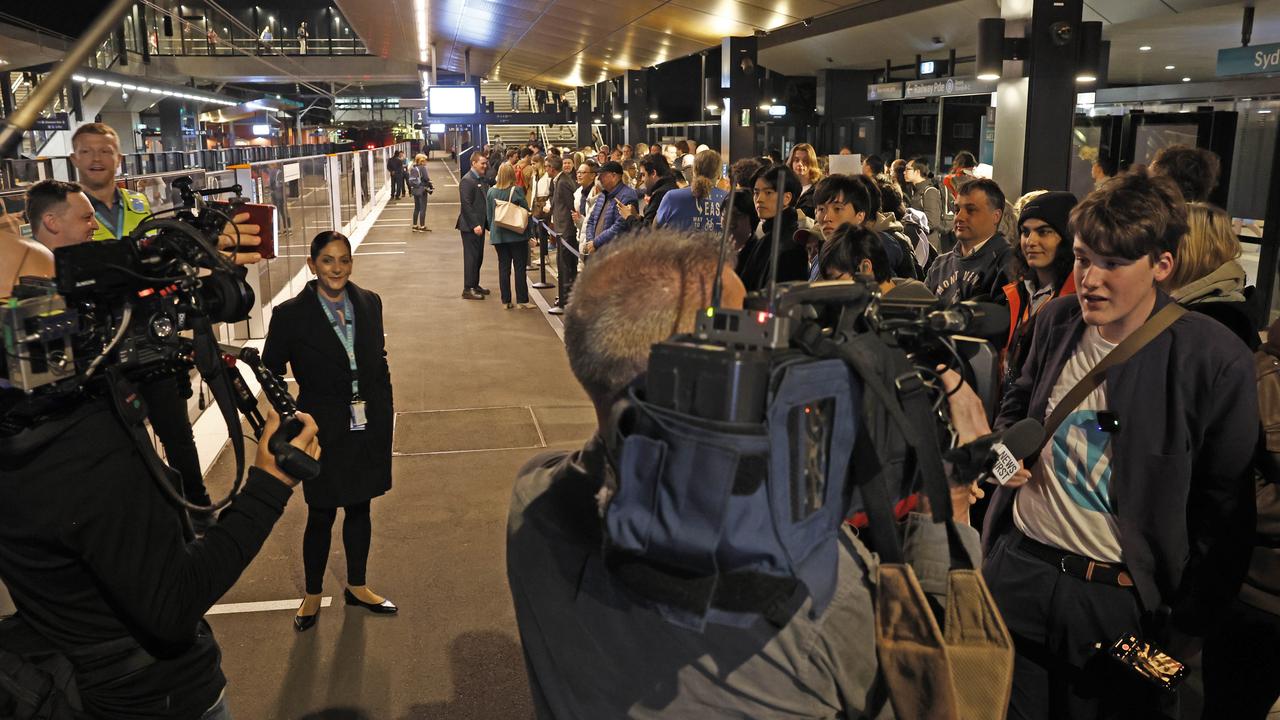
<box><xmin>407</xmin><ymin>153</ymin><xmax>433</xmax><ymax>231</ymax></box>
<box><xmin>1164</xmin><ymin>201</ymin><xmax>1256</xmax><ymax>349</ymax></box>
<box><xmin>787</xmin><ymin>143</ymin><xmax>823</xmax><ymax>216</ymax></box>
<box><xmin>485</xmin><ymin>163</ymin><xmax>534</xmax><ymax>309</ymax></box>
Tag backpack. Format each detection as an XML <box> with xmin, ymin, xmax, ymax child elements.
<box><xmin>0</xmin><ymin>617</ymin><xmax>83</xmax><ymax>720</ymax></box>
<box><xmin>900</xmin><ymin>219</ymin><xmax>937</xmax><ymax>276</ymax></box>
<box><xmin>1248</xmin><ymin>340</ymin><xmax>1280</xmax><ymax>611</ymax></box>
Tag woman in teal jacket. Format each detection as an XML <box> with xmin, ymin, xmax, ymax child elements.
<box><xmin>486</xmin><ymin>162</ymin><xmax>534</xmax><ymax>308</ymax></box>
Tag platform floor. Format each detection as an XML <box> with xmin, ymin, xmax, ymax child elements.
<box><xmin>203</xmin><ymin>161</ymin><xmax>591</xmax><ymax>719</ymax></box>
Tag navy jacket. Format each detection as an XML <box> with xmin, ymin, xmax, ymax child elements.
<box><xmin>584</xmin><ymin>182</ymin><xmax>640</xmax><ymax>249</ymax></box>
<box><xmin>987</xmin><ymin>292</ymin><xmax>1258</xmax><ymax>636</ymax></box>
<box><xmin>456</xmin><ymin>169</ymin><xmax>489</xmax><ymax>233</ymax></box>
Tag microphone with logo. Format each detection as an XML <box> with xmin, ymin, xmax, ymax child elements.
<box><xmin>944</xmin><ymin>417</ymin><xmax>1045</xmax><ymax>486</ymax></box>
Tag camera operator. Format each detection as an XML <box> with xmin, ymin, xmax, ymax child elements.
<box><xmin>506</xmin><ymin>229</ymin><xmax>991</xmax><ymax>718</ymax></box>
<box><xmin>66</xmin><ymin>123</ymin><xmax>261</xmax><ymax>531</ymax></box>
<box><xmin>0</xmin><ymin>303</ymin><xmax>320</xmax><ymax>719</ymax></box>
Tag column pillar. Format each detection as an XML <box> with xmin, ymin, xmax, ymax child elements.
<box><xmin>720</xmin><ymin>36</ymin><xmax>759</xmax><ymax>162</ymax></box>
<box><xmin>624</xmin><ymin>69</ymin><xmax>649</xmax><ymax>147</ymax></box>
<box><xmin>992</xmin><ymin>0</ymin><xmax>1085</xmax><ymax>195</ymax></box>
<box><xmin>576</xmin><ymin>86</ymin><xmax>593</xmax><ymax>150</ymax></box>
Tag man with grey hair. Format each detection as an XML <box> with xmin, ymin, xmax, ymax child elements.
<box><xmin>506</xmin><ymin>229</ymin><xmax>994</xmax><ymax>718</ymax></box>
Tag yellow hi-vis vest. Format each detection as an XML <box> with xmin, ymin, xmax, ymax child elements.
<box><xmin>92</xmin><ymin>188</ymin><xmax>151</xmax><ymax>241</ymax></box>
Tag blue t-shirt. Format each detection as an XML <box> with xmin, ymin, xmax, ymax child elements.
<box><xmin>654</xmin><ymin>187</ymin><xmax>728</xmax><ymax>233</ymax></box>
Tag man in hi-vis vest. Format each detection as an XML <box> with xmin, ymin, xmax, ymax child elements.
<box><xmin>70</xmin><ymin>122</ymin><xmax>263</xmax><ymax>532</ymax></box>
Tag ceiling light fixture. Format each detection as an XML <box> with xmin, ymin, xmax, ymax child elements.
<box><xmin>1139</xmin><ymin>45</ymin><xmax>1152</xmax><ymax>51</ymax></box>
<box><xmin>1182</xmin><ymin>77</ymin><xmax>1191</xmax><ymax>82</ymax></box>
<box><xmin>1165</xmin><ymin>65</ymin><xmax>1175</xmax><ymax>70</ymax></box>
<box><xmin>1260</xmin><ymin>109</ymin><xmax>1273</xmax><ymax>114</ymax></box>
<box><xmin>72</xmin><ymin>74</ymin><xmax>87</xmax><ymax>82</ymax></box>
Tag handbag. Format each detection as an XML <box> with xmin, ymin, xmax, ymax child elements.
<box><xmin>493</xmin><ymin>188</ymin><xmax>530</xmax><ymax>233</ymax></box>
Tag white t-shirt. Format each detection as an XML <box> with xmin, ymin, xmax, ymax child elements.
<box><xmin>1014</xmin><ymin>324</ymin><xmax>1123</xmax><ymax>562</ymax></box>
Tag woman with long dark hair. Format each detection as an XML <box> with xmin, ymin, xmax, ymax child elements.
<box><xmin>264</xmin><ymin>231</ymin><xmax>397</xmax><ymax>631</ymax></box>
<box><xmin>1000</xmin><ymin>191</ymin><xmax>1078</xmax><ymax>388</ymax></box>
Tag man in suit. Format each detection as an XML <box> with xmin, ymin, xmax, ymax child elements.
<box><xmin>456</xmin><ymin>152</ymin><xmax>491</xmax><ymax>300</ymax></box>
<box><xmin>549</xmin><ymin>156</ymin><xmax>579</xmax><ymax>316</ymax></box>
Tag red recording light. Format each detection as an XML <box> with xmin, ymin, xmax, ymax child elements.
<box><xmin>137</xmin><ymin>288</ymin><xmax>155</xmax><ymax>298</ymax></box>
<box><xmin>756</xmin><ymin>311</ymin><xmax>768</xmax><ymax>323</ymax></box>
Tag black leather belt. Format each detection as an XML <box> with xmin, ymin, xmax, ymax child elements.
<box><xmin>1014</xmin><ymin>532</ymin><xmax>1135</xmax><ymax>588</ymax></box>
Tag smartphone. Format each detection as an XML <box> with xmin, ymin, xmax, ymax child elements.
<box><xmin>208</xmin><ymin>201</ymin><xmax>277</xmax><ymax>260</ymax></box>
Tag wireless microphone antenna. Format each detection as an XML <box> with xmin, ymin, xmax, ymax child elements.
<box><xmin>765</xmin><ymin>165</ymin><xmax>787</xmax><ymax>314</ymax></box>
<box><xmin>710</xmin><ymin>185</ymin><xmax>739</xmax><ymax>309</ymax></box>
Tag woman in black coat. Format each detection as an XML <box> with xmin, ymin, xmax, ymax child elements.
<box><xmin>263</xmin><ymin>231</ymin><xmax>397</xmax><ymax>631</ymax></box>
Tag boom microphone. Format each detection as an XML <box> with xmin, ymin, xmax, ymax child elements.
<box><xmin>926</xmin><ymin>300</ymin><xmax>1011</xmax><ymax>343</ymax></box>
<box><xmin>945</xmin><ymin>417</ymin><xmax>1044</xmax><ymax>485</ymax></box>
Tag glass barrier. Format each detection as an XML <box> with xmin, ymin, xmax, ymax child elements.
<box><xmin>0</xmin><ymin>141</ymin><xmax>408</xmax><ymax>326</ymax></box>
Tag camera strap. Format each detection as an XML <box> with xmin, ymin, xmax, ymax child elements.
<box><xmin>1034</xmin><ymin>301</ymin><xmax>1185</xmax><ymax>457</ymax></box>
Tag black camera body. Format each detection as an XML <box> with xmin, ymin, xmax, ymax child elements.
<box><xmin>0</xmin><ymin>179</ymin><xmax>254</xmax><ymax>400</ymax></box>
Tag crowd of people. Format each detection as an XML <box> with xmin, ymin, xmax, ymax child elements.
<box><xmin>482</xmin><ymin>135</ymin><xmax>1279</xmax><ymax>719</ymax></box>
<box><xmin>0</xmin><ymin>118</ymin><xmax>1276</xmax><ymax>720</ymax></box>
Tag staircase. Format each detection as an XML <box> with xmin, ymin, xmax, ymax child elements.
<box><xmin>478</xmin><ymin>79</ymin><xmax>579</xmax><ymax>150</ymax></box>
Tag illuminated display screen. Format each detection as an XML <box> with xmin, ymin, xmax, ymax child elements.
<box><xmin>428</xmin><ymin>86</ymin><xmax>478</xmax><ymax>115</ymax></box>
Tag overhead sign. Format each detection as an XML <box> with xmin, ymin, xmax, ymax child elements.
<box><xmin>32</xmin><ymin>113</ymin><xmax>70</xmax><ymax>131</ymax></box>
<box><xmin>334</xmin><ymin>96</ymin><xmax>401</xmax><ymax>109</ymax></box>
<box><xmin>1217</xmin><ymin>42</ymin><xmax>1280</xmax><ymax>77</ymax></box>
<box><xmin>903</xmin><ymin>76</ymin><xmax>997</xmax><ymax>99</ymax></box>
<box><xmin>867</xmin><ymin>82</ymin><xmax>904</xmax><ymax>101</ymax></box>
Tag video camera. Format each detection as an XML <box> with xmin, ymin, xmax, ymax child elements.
<box><xmin>598</xmin><ymin>169</ymin><xmax>1021</xmax><ymax>632</ymax></box>
<box><xmin>0</xmin><ymin>176</ymin><xmax>317</xmax><ymax>513</ymax></box>
<box><xmin>1</xmin><ymin>177</ymin><xmax>252</xmax><ymax>395</ymax></box>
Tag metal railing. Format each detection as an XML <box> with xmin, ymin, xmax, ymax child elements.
<box><xmin>0</xmin><ymin>143</ymin><xmax>341</xmax><ymax>190</ymax></box>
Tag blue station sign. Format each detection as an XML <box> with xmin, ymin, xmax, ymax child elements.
<box><xmin>1217</xmin><ymin>42</ymin><xmax>1280</xmax><ymax>77</ymax></box>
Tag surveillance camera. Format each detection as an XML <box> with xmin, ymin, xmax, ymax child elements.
<box><xmin>931</xmin><ymin>36</ymin><xmax>944</xmax><ymax>45</ymax></box>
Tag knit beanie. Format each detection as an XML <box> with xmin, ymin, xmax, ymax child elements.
<box><xmin>1018</xmin><ymin>191</ymin><xmax>1077</xmax><ymax>240</ymax></box>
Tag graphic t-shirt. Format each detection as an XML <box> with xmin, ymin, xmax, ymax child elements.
<box><xmin>1014</xmin><ymin>324</ymin><xmax>1123</xmax><ymax>562</ymax></box>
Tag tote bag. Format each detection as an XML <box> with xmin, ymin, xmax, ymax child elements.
<box><xmin>494</xmin><ymin>188</ymin><xmax>530</xmax><ymax>233</ymax></box>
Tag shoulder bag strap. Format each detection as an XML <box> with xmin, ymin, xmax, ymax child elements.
<box><xmin>1036</xmin><ymin>302</ymin><xmax>1186</xmax><ymax>454</ymax></box>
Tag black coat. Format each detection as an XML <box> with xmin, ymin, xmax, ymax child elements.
<box><xmin>263</xmin><ymin>281</ymin><xmax>394</xmax><ymax>508</ymax></box>
<box><xmin>989</xmin><ymin>292</ymin><xmax>1258</xmax><ymax>636</ymax></box>
<box><xmin>456</xmin><ymin>170</ymin><xmax>489</xmax><ymax>233</ymax></box>
<box><xmin>642</xmin><ymin>174</ymin><xmax>680</xmax><ymax>228</ymax></box>
<box><xmin>735</xmin><ymin>208</ymin><xmax>809</xmax><ymax>292</ymax></box>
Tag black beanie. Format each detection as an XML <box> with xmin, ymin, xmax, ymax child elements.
<box><xmin>1018</xmin><ymin>191</ymin><xmax>1077</xmax><ymax>240</ymax></box>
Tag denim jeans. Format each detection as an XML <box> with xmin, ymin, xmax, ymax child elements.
<box><xmin>412</xmin><ymin>192</ymin><xmax>427</xmax><ymax>226</ymax></box>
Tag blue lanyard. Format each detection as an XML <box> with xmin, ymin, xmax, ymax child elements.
<box><xmin>94</xmin><ymin>189</ymin><xmax>125</xmax><ymax>239</ymax></box>
<box><xmin>317</xmin><ymin>290</ymin><xmax>359</xmax><ymax>396</ymax></box>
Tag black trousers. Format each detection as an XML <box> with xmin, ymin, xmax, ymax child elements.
<box><xmin>302</xmin><ymin>502</ymin><xmax>372</xmax><ymax>595</ymax></box>
<box><xmin>141</xmin><ymin>376</ymin><xmax>207</xmax><ymax>506</ymax></box>
<box><xmin>1202</xmin><ymin>598</ymin><xmax>1280</xmax><ymax>718</ymax></box>
<box><xmin>391</xmin><ymin>174</ymin><xmax>406</xmax><ymax>198</ymax></box>
<box><xmin>556</xmin><ymin>226</ymin><xmax>579</xmax><ymax>307</ymax></box>
<box><xmin>983</xmin><ymin>528</ymin><xmax>1176</xmax><ymax>720</ymax></box>
<box><xmin>495</xmin><ymin>241</ymin><xmax>530</xmax><ymax>304</ymax></box>
<box><xmin>461</xmin><ymin>230</ymin><xmax>484</xmax><ymax>290</ymax></box>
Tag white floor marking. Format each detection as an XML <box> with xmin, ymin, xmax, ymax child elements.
<box><xmin>207</xmin><ymin>596</ymin><xmax>332</xmax><ymax>616</ymax></box>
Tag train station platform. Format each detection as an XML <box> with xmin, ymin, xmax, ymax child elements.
<box><xmin>194</xmin><ymin>159</ymin><xmax>588</xmax><ymax>718</ymax></box>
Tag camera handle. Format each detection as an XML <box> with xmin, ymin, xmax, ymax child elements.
<box><xmin>233</xmin><ymin>347</ymin><xmax>320</xmax><ymax>482</ymax></box>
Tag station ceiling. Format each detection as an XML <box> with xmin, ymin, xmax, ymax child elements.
<box><xmin>338</xmin><ymin>0</ymin><xmax>1276</xmax><ymax>91</ymax></box>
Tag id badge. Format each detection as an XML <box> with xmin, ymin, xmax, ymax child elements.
<box><xmin>349</xmin><ymin>400</ymin><xmax>368</xmax><ymax>431</ymax></box>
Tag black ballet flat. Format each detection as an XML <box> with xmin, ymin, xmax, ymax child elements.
<box><xmin>294</xmin><ymin>607</ymin><xmax>320</xmax><ymax>632</ymax></box>
<box><xmin>343</xmin><ymin>588</ymin><xmax>398</xmax><ymax>615</ymax></box>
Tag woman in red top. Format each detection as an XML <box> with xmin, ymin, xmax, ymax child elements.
<box><xmin>1000</xmin><ymin>191</ymin><xmax>1078</xmax><ymax>392</ymax></box>
<box><xmin>942</xmin><ymin>151</ymin><xmax>978</xmax><ymax>202</ymax></box>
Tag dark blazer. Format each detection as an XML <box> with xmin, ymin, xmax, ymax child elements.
<box><xmin>457</xmin><ymin>169</ymin><xmax>489</xmax><ymax>233</ymax></box>
<box><xmin>263</xmin><ymin>280</ymin><xmax>393</xmax><ymax>509</ymax></box>
<box><xmin>550</xmin><ymin>171</ymin><xmax>577</xmax><ymax>238</ymax></box>
<box><xmin>987</xmin><ymin>292</ymin><xmax>1258</xmax><ymax>636</ymax></box>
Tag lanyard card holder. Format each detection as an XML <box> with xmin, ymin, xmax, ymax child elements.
<box><xmin>350</xmin><ymin>396</ymin><xmax>367</xmax><ymax>431</ymax></box>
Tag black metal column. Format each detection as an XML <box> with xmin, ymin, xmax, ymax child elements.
<box><xmin>576</xmin><ymin>86</ymin><xmax>593</xmax><ymax>150</ymax></box>
<box><xmin>1021</xmin><ymin>0</ymin><xmax>1084</xmax><ymax>192</ymax></box>
<box><xmin>720</xmin><ymin>36</ymin><xmax>759</xmax><ymax>161</ymax></box>
<box><xmin>624</xmin><ymin>69</ymin><xmax>649</xmax><ymax>147</ymax></box>
<box><xmin>1257</xmin><ymin>119</ymin><xmax>1280</xmax><ymax>326</ymax></box>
